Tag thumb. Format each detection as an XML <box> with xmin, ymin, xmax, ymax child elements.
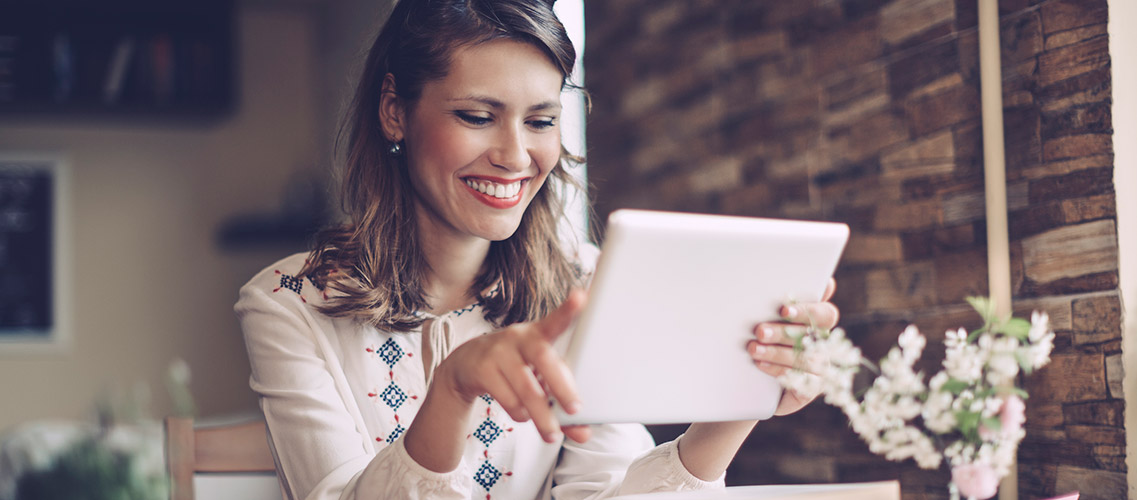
<box><xmin>537</xmin><ymin>288</ymin><xmax>587</xmax><ymax>341</ymax></box>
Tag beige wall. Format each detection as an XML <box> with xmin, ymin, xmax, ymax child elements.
<box><xmin>0</xmin><ymin>4</ymin><xmax>324</xmax><ymax>429</ymax></box>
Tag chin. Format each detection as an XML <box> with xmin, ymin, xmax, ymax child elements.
<box><xmin>477</xmin><ymin>219</ymin><xmax>524</xmax><ymax>242</ymax></box>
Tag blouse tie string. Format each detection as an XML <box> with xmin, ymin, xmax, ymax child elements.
<box><xmin>422</xmin><ymin>313</ymin><xmax>456</xmax><ymax>387</ymax></box>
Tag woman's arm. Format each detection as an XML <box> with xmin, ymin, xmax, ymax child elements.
<box><xmin>237</xmin><ymin>277</ymin><xmax>473</xmax><ymax>500</ymax></box>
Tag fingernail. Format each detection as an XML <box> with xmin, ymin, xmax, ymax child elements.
<box><xmin>782</xmin><ymin>305</ymin><xmax>798</xmax><ymax>318</ymax></box>
<box><xmin>753</xmin><ymin>345</ymin><xmax>767</xmax><ymax>355</ymax></box>
<box><xmin>548</xmin><ymin>430</ymin><xmax>564</xmax><ymax>443</ymax></box>
<box><xmin>565</xmin><ymin>401</ymin><xmax>581</xmax><ymax>414</ymax></box>
<box><xmin>761</xmin><ymin>326</ymin><xmax>774</xmax><ymax>340</ymax></box>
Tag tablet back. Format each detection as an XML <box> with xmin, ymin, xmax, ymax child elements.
<box><xmin>556</xmin><ymin>210</ymin><xmax>849</xmax><ymax>425</ymax></box>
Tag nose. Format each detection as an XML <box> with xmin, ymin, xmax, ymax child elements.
<box><xmin>489</xmin><ymin>123</ymin><xmax>531</xmax><ymax>172</ymax></box>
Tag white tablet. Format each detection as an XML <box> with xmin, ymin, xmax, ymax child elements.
<box><xmin>554</xmin><ymin>210</ymin><xmax>849</xmax><ymax>425</ymax></box>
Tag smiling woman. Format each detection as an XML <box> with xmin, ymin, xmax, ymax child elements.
<box><xmin>232</xmin><ymin>0</ymin><xmax>840</xmax><ymax>499</ymax></box>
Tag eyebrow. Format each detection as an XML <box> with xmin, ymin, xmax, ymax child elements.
<box><xmin>448</xmin><ymin>95</ymin><xmax>561</xmax><ymax>112</ymax></box>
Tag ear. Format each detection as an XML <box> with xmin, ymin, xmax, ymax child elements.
<box><xmin>378</xmin><ymin>73</ymin><xmax>407</xmax><ymax>143</ymax></box>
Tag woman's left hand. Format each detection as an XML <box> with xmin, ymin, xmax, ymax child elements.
<box><xmin>747</xmin><ymin>278</ymin><xmax>839</xmax><ymax>417</ymax></box>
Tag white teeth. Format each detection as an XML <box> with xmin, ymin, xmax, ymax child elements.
<box><xmin>465</xmin><ymin>178</ymin><xmax>522</xmax><ymax>199</ymax></box>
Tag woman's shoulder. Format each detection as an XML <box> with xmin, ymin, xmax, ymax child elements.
<box><xmin>237</xmin><ymin>251</ymin><xmax>323</xmax><ymax>307</ymax></box>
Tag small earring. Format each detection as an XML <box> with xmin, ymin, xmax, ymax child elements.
<box><xmin>389</xmin><ymin>140</ymin><xmax>404</xmax><ymax>156</ymax></box>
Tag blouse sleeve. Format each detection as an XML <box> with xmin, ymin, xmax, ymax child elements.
<box><xmin>236</xmin><ymin>281</ymin><xmax>474</xmax><ymax>500</ymax></box>
<box><xmin>549</xmin><ymin>426</ymin><xmax>724</xmax><ymax>499</ymax></box>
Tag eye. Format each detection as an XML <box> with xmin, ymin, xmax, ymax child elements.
<box><xmin>454</xmin><ymin>111</ymin><xmax>492</xmax><ymax>126</ymax></box>
<box><xmin>527</xmin><ymin>117</ymin><xmax>557</xmax><ymax>131</ymax></box>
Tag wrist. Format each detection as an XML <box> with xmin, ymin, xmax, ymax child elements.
<box><xmin>403</xmin><ymin>366</ymin><xmax>478</xmax><ymax>473</ymax></box>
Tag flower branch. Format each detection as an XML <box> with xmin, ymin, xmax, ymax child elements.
<box><xmin>777</xmin><ymin>297</ymin><xmax>1055</xmax><ymax>500</ymax></box>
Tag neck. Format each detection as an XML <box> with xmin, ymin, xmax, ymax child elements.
<box><xmin>416</xmin><ymin>210</ymin><xmax>491</xmax><ymax>315</ymax></box>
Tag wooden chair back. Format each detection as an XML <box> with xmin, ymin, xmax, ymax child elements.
<box><xmin>164</xmin><ymin>416</ymin><xmax>278</xmax><ymax>500</ymax></box>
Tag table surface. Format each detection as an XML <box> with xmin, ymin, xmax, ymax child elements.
<box><xmin>610</xmin><ymin>481</ymin><xmax>901</xmax><ymax>500</ymax></box>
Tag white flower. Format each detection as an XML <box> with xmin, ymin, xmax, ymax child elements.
<box><xmin>944</xmin><ymin>328</ymin><xmax>984</xmax><ymax>382</ymax></box>
<box><xmin>922</xmin><ymin>390</ymin><xmax>957</xmax><ymax>433</ymax></box>
<box><xmin>898</xmin><ymin>325</ymin><xmax>926</xmax><ymax>364</ymax></box>
<box><xmin>1026</xmin><ymin>311</ymin><xmax>1055</xmax><ymax>369</ymax></box>
<box><xmin>986</xmin><ymin>336</ymin><xmax>1020</xmax><ymax>386</ymax></box>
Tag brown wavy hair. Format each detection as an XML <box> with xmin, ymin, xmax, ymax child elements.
<box><xmin>301</xmin><ymin>0</ymin><xmax>586</xmax><ymax>331</ymax></box>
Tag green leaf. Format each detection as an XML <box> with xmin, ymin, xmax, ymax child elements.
<box><xmin>967</xmin><ymin>328</ymin><xmax>984</xmax><ymax>343</ymax></box>
<box><xmin>956</xmin><ymin>410</ymin><xmax>982</xmax><ymax>440</ymax></box>
<box><xmin>941</xmin><ymin>378</ymin><xmax>971</xmax><ymax>395</ymax></box>
<box><xmin>966</xmin><ymin>296</ymin><xmax>994</xmax><ymax>321</ymax></box>
<box><xmin>1001</xmin><ymin>317</ymin><xmax>1031</xmax><ymax>340</ymax></box>
<box><xmin>1006</xmin><ymin>386</ymin><xmax>1029</xmax><ymax>399</ymax></box>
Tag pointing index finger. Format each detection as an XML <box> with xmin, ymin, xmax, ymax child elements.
<box><xmin>537</xmin><ymin>289</ymin><xmax>587</xmax><ymax>342</ymax></box>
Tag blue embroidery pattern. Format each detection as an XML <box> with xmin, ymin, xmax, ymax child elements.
<box><xmin>376</xmin><ymin>338</ymin><xmax>404</xmax><ymax>368</ymax></box>
<box><xmin>272</xmin><ymin>270</ymin><xmax>307</xmax><ymax>303</ymax></box>
<box><xmin>473</xmin><ymin>419</ymin><xmax>503</xmax><ymax>446</ymax></box>
<box><xmin>471</xmin><ymin>396</ymin><xmax>512</xmax><ymax>498</ymax></box>
<box><xmin>367</xmin><ymin>338</ymin><xmax>417</xmax><ymax>445</ymax></box>
<box><xmin>379</xmin><ymin>384</ymin><xmax>407</xmax><ymax>410</ymax></box>
<box><xmin>387</xmin><ymin>424</ymin><xmax>406</xmax><ymax>443</ymax></box>
<box><xmin>474</xmin><ymin>462</ymin><xmax>503</xmax><ymax>490</ymax></box>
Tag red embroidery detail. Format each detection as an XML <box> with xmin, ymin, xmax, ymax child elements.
<box><xmin>365</xmin><ymin>347</ymin><xmax>374</xmax><ymax>353</ymax></box>
<box><xmin>394</xmin><ymin>414</ymin><xmax>400</xmax><ymax>423</ymax></box>
<box><xmin>505</xmin><ymin>472</ymin><xmax>513</xmax><ymax>477</ymax></box>
<box><xmin>368</xmin><ymin>392</ymin><xmax>377</xmax><ymax>397</ymax></box>
<box><xmin>376</xmin><ymin>436</ymin><xmax>383</xmax><ymax>442</ymax></box>
<box><xmin>411</xmin><ymin>395</ymin><xmax>419</xmax><ymax>400</ymax></box>
<box><xmin>483</xmin><ymin>450</ymin><xmax>489</xmax><ymax>459</ymax></box>
<box><xmin>407</xmin><ymin>352</ymin><xmax>414</xmax><ymax>357</ymax></box>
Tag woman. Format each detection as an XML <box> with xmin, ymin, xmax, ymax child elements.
<box><xmin>235</xmin><ymin>0</ymin><xmax>839</xmax><ymax>499</ymax></box>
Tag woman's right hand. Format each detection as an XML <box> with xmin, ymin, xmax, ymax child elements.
<box><xmin>432</xmin><ymin>289</ymin><xmax>591</xmax><ymax>444</ymax></box>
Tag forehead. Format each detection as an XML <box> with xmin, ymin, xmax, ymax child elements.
<box><xmin>423</xmin><ymin>39</ymin><xmax>564</xmax><ymax>104</ymax></box>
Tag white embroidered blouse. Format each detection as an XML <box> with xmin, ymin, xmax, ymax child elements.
<box><xmin>235</xmin><ymin>250</ymin><xmax>724</xmax><ymax>500</ymax></box>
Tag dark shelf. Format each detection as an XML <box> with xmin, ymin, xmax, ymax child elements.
<box><xmin>0</xmin><ymin>0</ymin><xmax>236</xmax><ymax>121</ymax></box>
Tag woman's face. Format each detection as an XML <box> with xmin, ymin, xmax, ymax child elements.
<box><xmin>399</xmin><ymin>39</ymin><xmax>564</xmax><ymax>244</ymax></box>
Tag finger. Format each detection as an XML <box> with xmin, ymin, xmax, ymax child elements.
<box><xmin>778</xmin><ymin>301</ymin><xmax>839</xmax><ymax>329</ymax></box>
<box><xmin>747</xmin><ymin>340</ymin><xmax>799</xmax><ymax>367</ymax></box>
<box><xmin>536</xmin><ymin>289</ymin><xmax>588</xmax><ymax>342</ymax></box>
<box><xmin>752</xmin><ymin>358</ymin><xmax>796</xmax><ymax>378</ymax></box>
<box><xmin>563</xmin><ymin>425</ymin><xmax>591</xmax><ymax>443</ymax></box>
<box><xmin>501</xmin><ymin>363</ymin><xmax>562</xmax><ymax>442</ymax></box>
<box><xmin>521</xmin><ymin>337</ymin><xmax>581</xmax><ymax>414</ymax></box>
<box><xmin>822</xmin><ymin>277</ymin><xmax>837</xmax><ymax>301</ymax></box>
<box><xmin>481</xmin><ymin>367</ymin><xmax>530</xmax><ymax>423</ymax></box>
<box><xmin>753</xmin><ymin>323</ymin><xmax>807</xmax><ymax>346</ymax></box>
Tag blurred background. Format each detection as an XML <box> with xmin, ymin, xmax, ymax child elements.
<box><xmin>0</xmin><ymin>0</ymin><xmax>1132</xmax><ymax>499</ymax></box>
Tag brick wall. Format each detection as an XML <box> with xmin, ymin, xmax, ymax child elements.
<box><xmin>582</xmin><ymin>1</ymin><xmax>1121</xmax><ymax>498</ymax></box>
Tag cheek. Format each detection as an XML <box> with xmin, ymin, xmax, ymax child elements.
<box><xmin>408</xmin><ymin>121</ymin><xmax>480</xmax><ymax>178</ymax></box>
<box><xmin>534</xmin><ymin>137</ymin><xmax>563</xmax><ymax>175</ymax></box>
